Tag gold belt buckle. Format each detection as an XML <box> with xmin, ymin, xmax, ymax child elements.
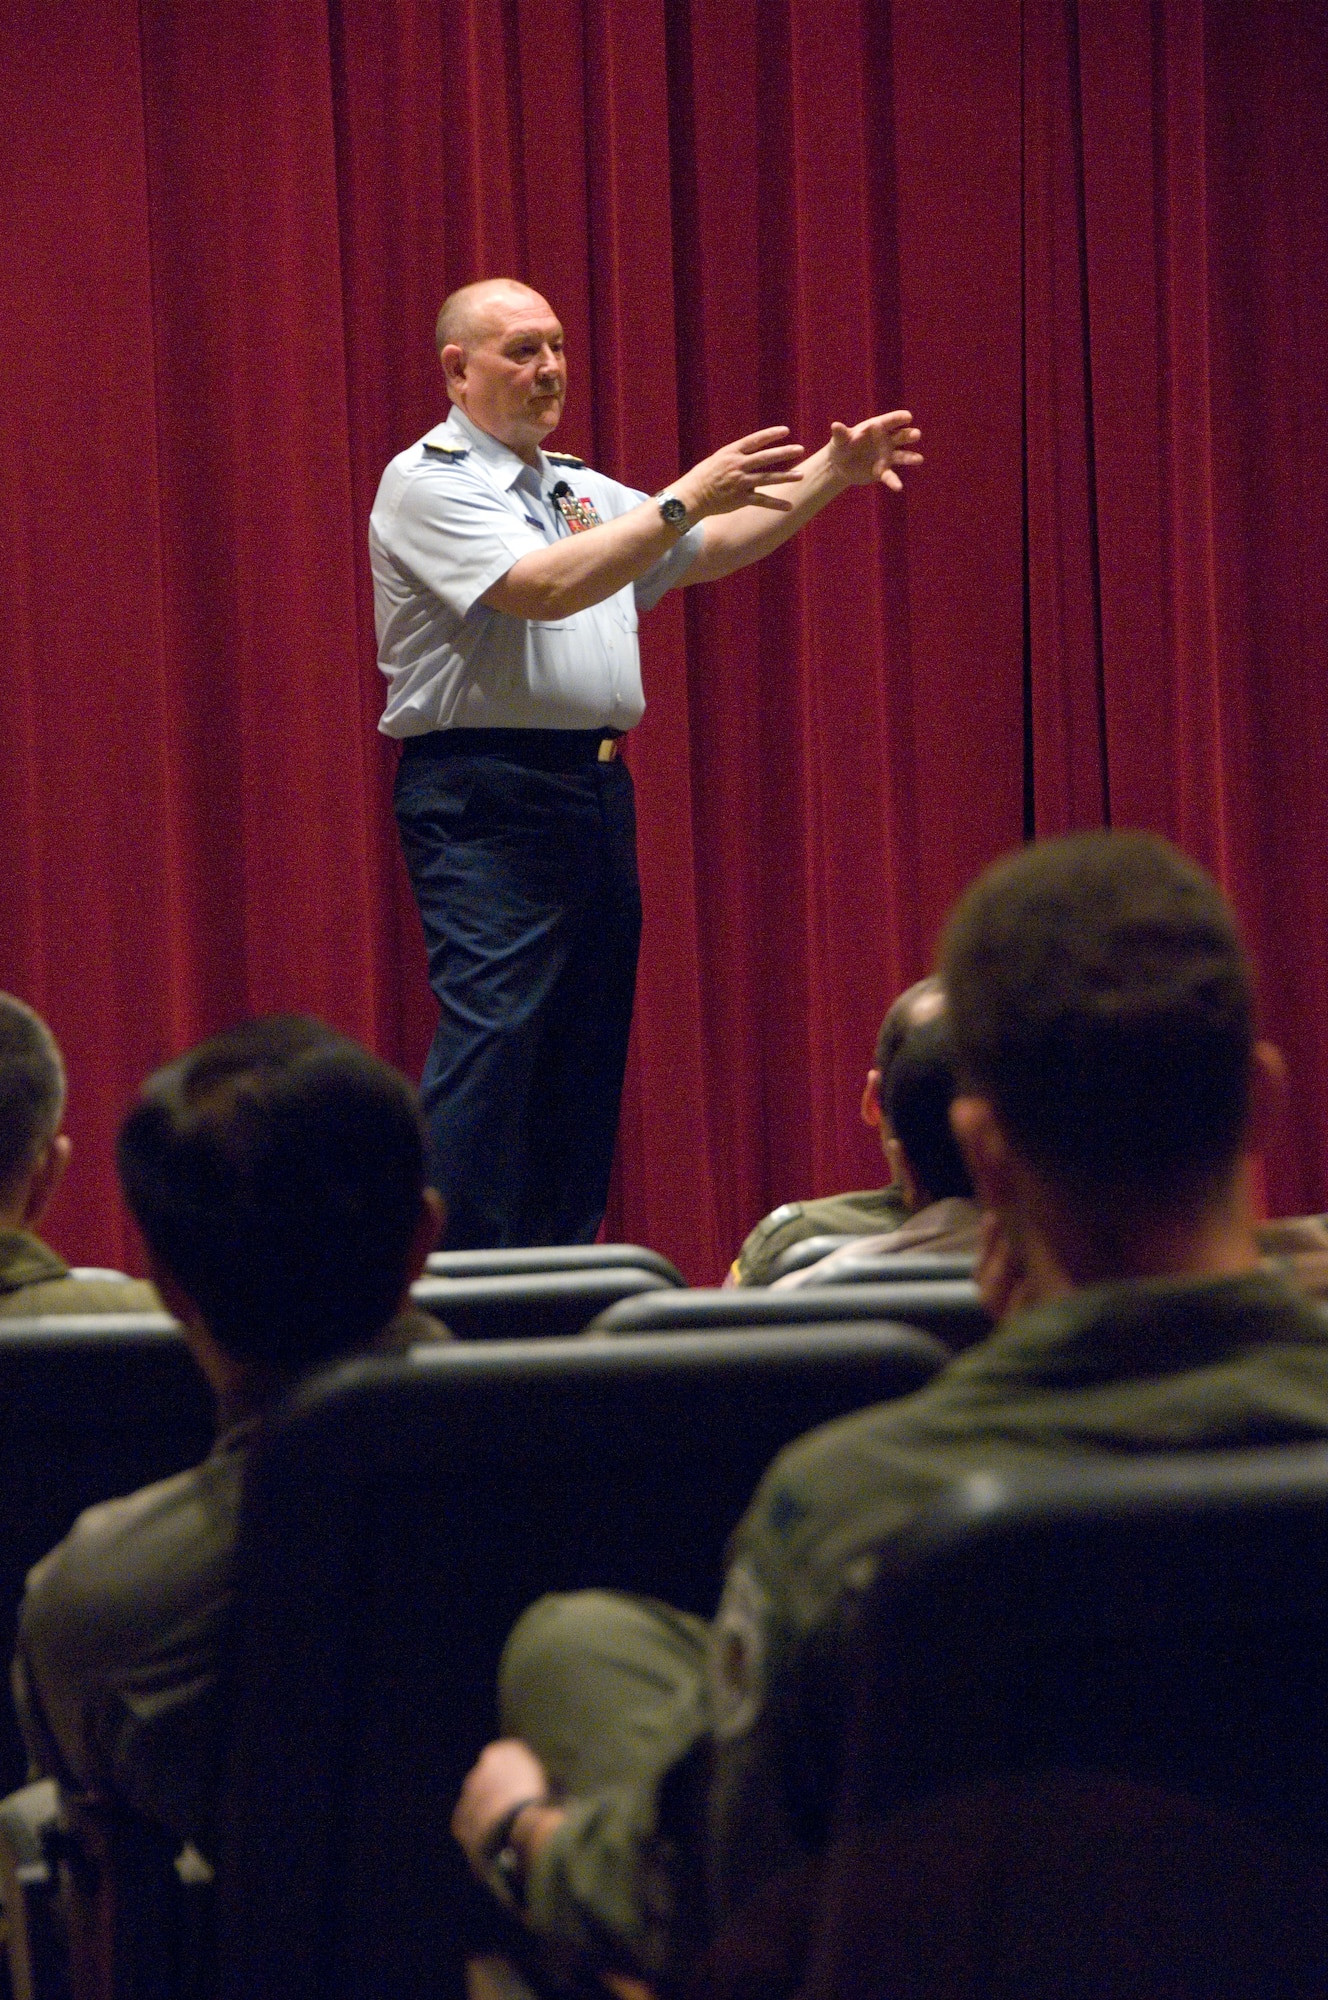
<box><xmin>597</xmin><ymin>736</ymin><xmax>618</xmax><ymax>762</ymax></box>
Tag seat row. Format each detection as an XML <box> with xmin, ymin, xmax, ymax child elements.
<box><xmin>2</xmin><ymin>1321</ymin><xmax>945</xmax><ymax>1997</ymax></box>
<box><xmin>413</xmin><ymin>1240</ymin><xmax>984</xmax><ymax>1340</ymax></box>
<box><xmin>0</xmin><ymin>1263</ymin><xmax>977</xmax><ymax>1799</ymax></box>
<box><xmin>11</xmin><ymin>1344</ymin><xmax>1328</xmax><ymax>2000</ymax></box>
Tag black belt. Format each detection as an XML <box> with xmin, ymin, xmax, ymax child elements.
<box><xmin>400</xmin><ymin>728</ymin><xmax>624</xmax><ymax>771</ymax></box>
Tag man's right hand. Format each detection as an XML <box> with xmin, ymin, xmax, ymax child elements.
<box><xmin>483</xmin><ymin>427</ymin><xmax>804</xmax><ymax>622</ymax></box>
<box><xmin>672</xmin><ymin>427</ymin><xmax>806</xmax><ymax>520</ymax></box>
<box><xmin>452</xmin><ymin>1737</ymin><xmax>562</xmax><ymax>1875</ymax></box>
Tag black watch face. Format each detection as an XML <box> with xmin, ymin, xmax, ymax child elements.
<box><xmin>660</xmin><ymin>496</ymin><xmax>688</xmax><ymax>528</ymax></box>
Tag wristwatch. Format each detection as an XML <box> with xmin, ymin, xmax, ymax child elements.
<box><xmin>482</xmin><ymin>1794</ymin><xmax>550</xmax><ymax>1909</ymax></box>
<box><xmin>655</xmin><ymin>490</ymin><xmax>690</xmax><ymax>533</ymax></box>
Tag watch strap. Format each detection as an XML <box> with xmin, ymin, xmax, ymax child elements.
<box><xmin>481</xmin><ymin>1793</ymin><xmax>552</xmax><ymax>1910</ymax></box>
<box><xmin>655</xmin><ymin>490</ymin><xmax>690</xmax><ymax>533</ymax></box>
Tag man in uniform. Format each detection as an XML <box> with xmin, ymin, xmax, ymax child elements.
<box><xmin>452</xmin><ymin>830</ymin><xmax>1328</xmax><ymax>1985</ymax></box>
<box><xmin>370</xmin><ymin>278</ymin><xmax>922</xmax><ymax>1248</ymax></box>
<box><xmin>0</xmin><ymin>993</ymin><xmax>159</xmax><ymax>1316</ymax></box>
<box><xmin>772</xmin><ymin>1010</ymin><xmax>981</xmax><ymax>1286</ymax></box>
<box><xmin>727</xmin><ymin>975</ymin><xmax>946</xmax><ymax>1284</ymax></box>
<box><xmin>12</xmin><ymin>1016</ymin><xmax>446</xmax><ymax>1856</ymax></box>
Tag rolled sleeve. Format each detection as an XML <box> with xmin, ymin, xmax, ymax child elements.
<box><xmin>634</xmin><ymin>522</ymin><xmax>704</xmax><ymax>613</ymax></box>
<box><xmin>377</xmin><ymin>464</ymin><xmax>545</xmax><ymax>621</ymax></box>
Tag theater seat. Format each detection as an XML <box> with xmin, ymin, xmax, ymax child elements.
<box><xmin>761</xmin><ymin>1235</ymin><xmax>867</xmax><ymax>1281</ymax></box>
<box><xmin>800</xmin><ymin>1448</ymin><xmax>1328</xmax><ymax>2000</ymax></box>
<box><xmin>214</xmin><ymin>1324</ymin><xmax>948</xmax><ymax>2000</ymax></box>
<box><xmin>0</xmin><ymin>1787</ymin><xmax>215</xmax><ymax>2000</ymax></box>
<box><xmin>409</xmin><ymin>1266</ymin><xmax>673</xmax><ymax>1339</ymax></box>
<box><xmin>425</xmin><ymin>1244</ymin><xmax>684</xmax><ymax>1286</ymax></box>
<box><xmin>589</xmin><ymin>1281</ymin><xmax>991</xmax><ymax>1352</ymax></box>
<box><xmin>0</xmin><ymin>1317</ymin><xmax>213</xmax><ymax>1797</ymax></box>
<box><xmin>764</xmin><ymin>1240</ymin><xmax>980</xmax><ymax>1288</ymax></box>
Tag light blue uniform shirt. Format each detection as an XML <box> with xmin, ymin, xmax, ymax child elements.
<box><xmin>370</xmin><ymin>407</ymin><xmax>703</xmax><ymax>737</ymax></box>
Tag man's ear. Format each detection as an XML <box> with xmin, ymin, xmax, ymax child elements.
<box><xmin>440</xmin><ymin>343</ymin><xmax>466</xmax><ymax>392</ymax></box>
<box><xmin>949</xmin><ymin>1097</ymin><xmax>1015</xmax><ymax>1209</ymax></box>
<box><xmin>22</xmin><ymin>1132</ymin><xmax>71</xmax><ymax>1230</ymax></box>
<box><xmin>406</xmin><ymin>1187</ymin><xmax>446</xmax><ymax>1286</ymax></box>
<box><xmin>1247</xmin><ymin>1041</ymin><xmax>1287</xmax><ymax>1158</ymax></box>
<box><xmin>860</xmin><ymin>1071</ymin><xmax>883</xmax><ymax>1131</ymax></box>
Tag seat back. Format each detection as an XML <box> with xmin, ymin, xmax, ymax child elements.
<box><xmin>765</xmin><ymin>1240</ymin><xmax>974</xmax><ymax>1284</ymax></box>
<box><xmin>762</xmin><ymin>1235</ymin><xmax>861</xmax><ymax>1282</ymax></box>
<box><xmin>802</xmin><ymin>1253</ymin><xmax>978</xmax><ymax>1285</ymax></box>
<box><xmin>56</xmin><ymin>1793</ymin><xmax>212</xmax><ymax>2000</ymax></box>
<box><xmin>0</xmin><ymin>1780</ymin><xmax>213</xmax><ymax>2000</ymax></box>
<box><xmin>408</xmin><ymin>1266</ymin><xmax>671</xmax><ymax>1338</ymax></box>
<box><xmin>424</xmin><ymin>1243</ymin><xmax>685</xmax><ymax>1286</ymax></box>
<box><xmin>805</xmin><ymin>1449</ymin><xmax>1328</xmax><ymax>2000</ymax></box>
<box><xmin>215</xmin><ymin>1324</ymin><xmax>948</xmax><ymax>2000</ymax></box>
<box><xmin>590</xmin><ymin>1281</ymin><xmax>991</xmax><ymax>1352</ymax></box>
<box><xmin>0</xmin><ymin>1319</ymin><xmax>213</xmax><ymax>1795</ymax></box>
<box><xmin>0</xmin><ymin>1780</ymin><xmax>62</xmax><ymax>2000</ymax></box>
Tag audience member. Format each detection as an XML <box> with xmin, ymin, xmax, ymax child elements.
<box><xmin>726</xmin><ymin>976</ymin><xmax>946</xmax><ymax>1284</ymax></box>
<box><xmin>1256</xmin><ymin>1212</ymin><xmax>1328</xmax><ymax>1301</ymax></box>
<box><xmin>773</xmin><ymin>1012</ymin><xmax>979</xmax><ymax>1287</ymax></box>
<box><xmin>11</xmin><ymin>1016</ymin><xmax>446</xmax><ymax>1856</ymax></box>
<box><xmin>453</xmin><ymin>830</ymin><xmax>1328</xmax><ymax>1987</ymax></box>
<box><xmin>0</xmin><ymin>994</ymin><xmax>158</xmax><ymax>1316</ymax></box>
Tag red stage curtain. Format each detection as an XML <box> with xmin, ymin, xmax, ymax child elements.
<box><xmin>1</xmin><ymin>0</ymin><xmax>1324</xmax><ymax>1281</ymax></box>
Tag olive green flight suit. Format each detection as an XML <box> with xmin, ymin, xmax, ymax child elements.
<box><xmin>729</xmin><ymin>1185</ymin><xmax>909</xmax><ymax>1286</ymax></box>
<box><xmin>0</xmin><ymin>1229</ymin><xmax>160</xmax><ymax>1317</ymax></box>
<box><xmin>503</xmin><ymin>1272</ymin><xmax>1328</xmax><ymax>1982</ymax></box>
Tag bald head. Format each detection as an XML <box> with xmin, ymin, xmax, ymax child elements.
<box><xmin>435</xmin><ymin>280</ymin><xmax>551</xmax><ymax>355</ymax></box>
<box><xmin>435</xmin><ymin>281</ymin><xmax>567</xmax><ymax>463</ymax></box>
<box><xmin>873</xmin><ymin>976</ymin><xmax>946</xmax><ymax>1081</ymax></box>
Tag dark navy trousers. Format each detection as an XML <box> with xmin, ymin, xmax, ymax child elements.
<box><xmin>394</xmin><ymin>739</ymin><xmax>643</xmax><ymax>1249</ymax></box>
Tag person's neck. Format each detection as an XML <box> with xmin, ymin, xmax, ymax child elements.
<box><xmin>210</xmin><ymin>1354</ymin><xmax>295</xmax><ymax>1436</ymax></box>
<box><xmin>178</xmin><ymin>1318</ymin><xmax>293</xmax><ymax>1436</ymax></box>
<box><xmin>0</xmin><ymin>1176</ymin><xmax>37</xmax><ymax>1234</ymax></box>
<box><xmin>1014</xmin><ymin>1157</ymin><xmax>1265</xmax><ymax>1305</ymax></box>
<box><xmin>451</xmin><ymin>401</ymin><xmax>544</xmax><ymax>469</ymax></box>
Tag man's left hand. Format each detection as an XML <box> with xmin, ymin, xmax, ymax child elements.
<box><xmin>826</xmin><ymin>411</ymin><xmax>923</xmax><ymax>491</ymax></box>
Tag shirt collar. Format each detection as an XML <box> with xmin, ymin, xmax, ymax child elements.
<box><xmin>431</xmin><ymin>406</ymin><xmax>549</xmax><ymax>494</ymax></box>
<box><xmin>0</xmin><ymin>1229</ymin><xmax>69</xmax><ymax>1295</ymax></box>
<box><xmin>974</xmin><ymin>1269</ymin><xmax>1326</xmax><ymax>1388</ymax></box>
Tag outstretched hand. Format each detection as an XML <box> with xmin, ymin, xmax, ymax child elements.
<box><xmin>827</xmin><ymin>411</ymin><xmax>922</xmax><ymax>491</ymax></box>
<box><xmin>675</xmin><ymin>426</ymin><xmax>807</xmax><ymax>519</ymax></box>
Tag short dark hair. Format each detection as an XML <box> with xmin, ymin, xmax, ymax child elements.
<box><xmin>117</xmin><ymin>1017</ymin><xmax>426</xmax><ymax>1369</ymax></box>
<box><xmin>940</xmin><ymin>831</ymin><xmax>1254</xmax><ymax>1209</ymax></box>
<box><xmin>0</xmin><ymin>995</ymin><xmax>65</xmax><ymax>1197</ymax></box>
<box><xmin>883</xmin><ymin>1016</ymin><xmax>973</xmax><ymax>1205</ymax></box>
<box><xmin>872</xmin><ymin>976</ymin><xmax>945</xmax><ymax>1088</ymax></box>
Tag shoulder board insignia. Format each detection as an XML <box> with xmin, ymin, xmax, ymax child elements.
<box><xmin>546</xmin><ymin>452</ymin><xmax>586</xmax><ymax>467</ymax></box>
<box><xmin>736</xmin><ymin>1202</ymin><xmax>805</xmax><ymax>1271</ymax></box>
<box><xmin>422</xmin><ymin>444</ymin><xmax>470</xmax><ymax>462</ymax></box>
<box><xmin>759</xmin><ymin>1203</ymin><xmax>804</xmax><ymax>1236</ymax></box>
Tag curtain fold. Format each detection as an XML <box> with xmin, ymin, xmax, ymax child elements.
<box><xmin>1</xmin><ymin>0</ymin><xmax>1324</xmax><ymax>1276</ymax></box>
